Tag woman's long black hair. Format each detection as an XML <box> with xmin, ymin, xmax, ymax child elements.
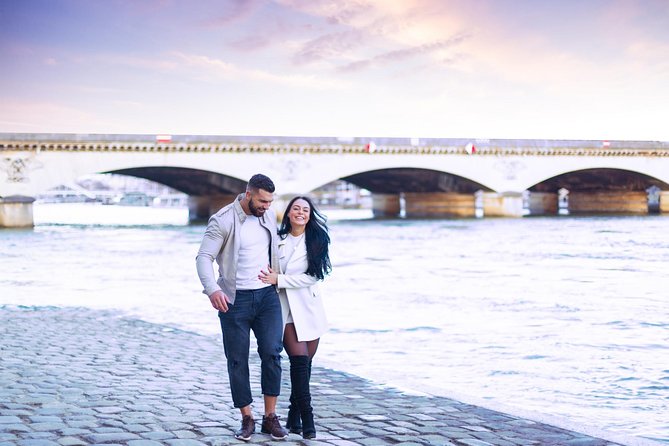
<box><xmin>278</xmin><ymin>196</ymin><xmax>331</xmax><ymax>280</ymax></box>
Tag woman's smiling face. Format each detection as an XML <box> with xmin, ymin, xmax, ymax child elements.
<box><xmin>288</xmin><ymin>198</ymin><xmax>310</xmax><ymax>230</ymax></box>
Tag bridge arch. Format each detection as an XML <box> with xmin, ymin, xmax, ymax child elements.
<box><xmin>333</xmin><ymin>168</ymin><xmax>494</xmax><ymax>218</ymax></box>
<box><xmin>111</xmin><ymin>166</ymin><xmax>247</xmax><ymax>196</ymax></box>
<box><xmin>529</xmin><ymin>168</ymin><xmax>669</xmax><ymax>192</ymax></box>
<box><xmin>339</xmin><ymin>167</ymin><xmax>494</xmax><ymax>194</ymax></box>
<box><xmin>525</xmin><ymin>168</ymin><xmax>669</xmax><ymax>215</ymax></box>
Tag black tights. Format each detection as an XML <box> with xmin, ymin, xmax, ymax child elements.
<box><xmin>283</xmin><ymin>323</ymin><xmax>319</xmax><ymax>358</ymax></box>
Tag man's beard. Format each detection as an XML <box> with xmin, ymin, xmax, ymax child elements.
<box><xmin>248</xmin><ymin>198</ymin><xmax>266</xmax><ymax>217</ymax></box>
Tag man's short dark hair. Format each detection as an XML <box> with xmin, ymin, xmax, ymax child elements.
<box><xmin>247</xmin><ymin>174</ymin><xmax>275</xmax><ymax>193</ymax></box>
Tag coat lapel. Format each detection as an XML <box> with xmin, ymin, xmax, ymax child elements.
<box><xmin>280</xmin><ymin>235</ymin><xmax>305</xmax><ymax>273</ymax></box>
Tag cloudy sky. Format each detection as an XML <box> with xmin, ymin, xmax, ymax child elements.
<box><xmin>1</xmin><ymin>0</ymin><xmax>668</xmax><ymax>140</ymax></box>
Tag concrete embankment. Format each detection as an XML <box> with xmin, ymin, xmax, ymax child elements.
<box><xmin>0</xmin><ymin>307</ymin><xmax>657</xmax><ymax>446</ymax></box>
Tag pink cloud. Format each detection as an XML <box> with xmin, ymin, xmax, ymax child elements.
<box><xmin>293</xmin><ymin>29</ymin><xmax>366</xmax><ymax>64</ymax></box>
<box><xmin>337</xmin><ymin>32</ymin><xmax>469</xmax><ymax>72</ymax></box>
<box><xmin>201</xmin><ymin>0</ymin><xmax>263</xmax><ymax>27</ymax></box>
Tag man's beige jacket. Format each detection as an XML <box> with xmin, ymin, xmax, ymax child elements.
<box><xmin>196</xmin><ymin>194</ymin><xmax>279</xmax><ymax>304</ymax></box>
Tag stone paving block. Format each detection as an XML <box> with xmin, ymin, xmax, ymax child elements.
<box><xmin>100</xmin><ymin>420</ymin><xmax>126</xmax><ymax>428</ymax></box>
<box><xmin>84</xmin><ymin>432</ymin><xmax>142</xmax><ymax>443</ymax></box>
<box><xmin>329</xmin><ymin>430</ymin><xmax>368</xmax><ymax>440</ymax></box>
<box><xmin>470</xmin><ymin>431</ymin><xmax>507</xmax><ymax>442</ymax></box>
<box><xmin>65</xmin><ymin>421</ymin><xmax>98</xmax><ymax>429</ymax></box>
<box><xmin>198</xmin><ymin>436</ymin><xmax>252</xmax><ymax>445</ymax></box>
<box><xmin>328</xmin><ymin>440</ymin><xmax>364</xmax><ymax>446</ymax></box>
<box><xmin>192</xmin><ymin>421</ymin><xmax>222</xmax><ymax>428</ymax></box>
<box><xmin>354</xmin><ymin>438</ymin><xmax>395</xmax><ymax>446</ymax></box>
<box><xmin>462</xmin><ymin>425</ymin><xmax>492</xmax><ymax>433</ymax></box>
<box><xmin>383</xmin><ymin>426</ymin><xmax>420</xmax><ymax>434</ymax></box>
<box><xmin>412</xmin><ymin>425</ymin><xmax>447</xmax><ymax>434</ymax></box>
<box><xmin>64</xmin><ymin>415</ymin><xmax>98</xmax><ymax>422</ymax></box>
<box><xmin>410</xmin><ymin>409</ymin><xmax>436</xmax><ymax>421</ymax></box>
<box><xmin>414</xmin><ymin>435</ymin><xmax>458</xmax><ymax>446</ymax></box>
<box><xmin>59</xmin><ymin>428</ymin><xmax>90</xmax><ymax>436</ymax></box>
<box><xmin>29</xmin><ymin>416</ymin><xmax>62</xmax><ymax>423</ymax></box>
<box><xmin>444</xmin><ymin>427</ymin><xmax>476</xmax><ymax>438</ymax></box>
<box><xmin>122</xmin><ymin>417</ymin><xmax>160</xmax><ymax>425</ymax></box>
<box><xmin>0</xmin><ymin>423</ymin><xmax>32</xmax><ymax>433</ymax></box>
<box><xmin>483</xmin><ymin>439</ymin><xmax>516</xmax><ymax>446</ymax></box>
<box><xmin>140</xmin><ymin>431</ymin><xmax>177</xmax><ymax>440</ymax></box>
<box><xmin>0</xmin><ymin>416</ymin><xmax>21</xmax><ymax>424</ymax></box>
<box><xmin>0</xmin><ymin>409</ymin><xmax>31</xmax><ymax>416</ymax></box>
<box><xmin>19</xmin><ymin>432</ymin><xmax>57</xmax><ymax>440</ymax></box>
<box><xmin>164</xmin><ymin>440</ymin><xmax>208</xmax><ymax>446</ymax></box>
<box><xmin>360</xmin><ymin>427</ymin><xmax>394</xmax><ymax>436</ymax></box>
<box><xmin>455</xmin><ymin>439</ymin><xmax>495</xmax><ymax>446</ymax></box>
<box><xmin>126</xmin><ymin>405</ymin><xmax>155</xmax><ymax>412</ymax></box>
<box><xmin>123</xmin><ymin>424</ymin><xmax>152</xmax><ymax>433</ymax></box>
<box><xmin>33</xmin><ymin>408</ymin><xmax>70</xmax><ymax>417</ymax></box>
<box><xmin>2</xmin><ymin>404</ymin><xmax>31</xmax><ymax>411</ymax></box>
<box><xmin>57</xmin><ymin>436</ymin><xmax>88</xmax><ymax>446</ymax></box>
<box><xmin>16</xmin><ymin>440</ymin><xmax>61</xmax><ymax>446</ymax></box>
<box><xmin>162</xmin><ymin>422</ymin><xmax>193</xmax><ymax>431</ymax></box>
<box><xmin>173</xmin><ymin>430</ymin><xmax>198</xmax><ymax>439</ymax></box>
<box><xmin>565</xmin><ymin>439</ymin><xmax>612</xmax><ymax>446</ymax></box>
<box><xmin>295</xmin><ymin>441</ymin><xmax>332</xmax><ymax>446</ymax></box>
<box><xmin>29</xmin><ymin>422</ymin><xmax>69</xmax><ymax>432</ymax></box>
<box><xmin>197</xmin><ymin>427</ymin><xmax>232</xmax><ymax>436</ymax></box>
<box><xmin>357</xmin><ymin>415</ymin><xmax>389</xmax><ymax>422</ymax></box>
<box><xmin>127</xmin><ymin>441</ymin><xmax>164</xmax><ymax>446</ymax></box>
<box><xmin>93</xmin><ymin>427</ymin><xmax>126</xmax><ymax>434</ymax></box>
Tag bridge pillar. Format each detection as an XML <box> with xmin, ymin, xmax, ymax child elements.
<box><xmin>0</xmin><ymin>195</ymin><xmax>35</xmax><ymax>228</ymax></box>
<box><xmin>404</xmin><ymin>192</ymin><xmax>476</xmax><ymax>218</ymax></box>
<box><xmin>188</xmin><ymin>194</ymin><xmax>238</xmax><ymax>221</ymax></box>
<box><xmin>660</xmin><ymin>191</ymin><xmax>669</xmax><ymax>213</ymax></box>
<box><xmin>568</xmin><ymin>191</ymin><xmax>649</xmax><ymax>214</ymax></box>
<box><xmin>526</xmin><ymin>192</ymin><xmax>559</xmax><ymax>216</ymax></box>
<box><xmin>371</xmin><ymin>194</ymin><xmax>401</xmax><ymax>218</ymax></box>
<box><xmin>481</xmin><ymin>192</ymin><xmax>524</xmax><ymax>217</ymax></box>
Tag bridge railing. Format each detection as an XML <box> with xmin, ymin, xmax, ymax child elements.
<box><xmin>2</xmin><ymin>135</ymin><xmax>669</xmax><ymax>157</ymax></box>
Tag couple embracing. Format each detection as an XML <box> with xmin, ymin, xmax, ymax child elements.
<box><xmin>195</xmin><ymin>173</ymin><xmax>331</xmax><ymax>441</ymax></box>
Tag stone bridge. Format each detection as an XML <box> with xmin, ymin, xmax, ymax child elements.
<box><xmin>2</xmin><ymin>133</ymin><xmax>669</xmax><ymax>227</ymax></box>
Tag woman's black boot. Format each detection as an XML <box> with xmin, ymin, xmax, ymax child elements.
<box><xmin>290</xmin><ymin>355</ymin><xmax>316</xmax><ymax>439</ymax></box>
<box><xmin>285</xmin><ymin>393</ymin><xmax>302</xmax><ymax>434</ymax></box>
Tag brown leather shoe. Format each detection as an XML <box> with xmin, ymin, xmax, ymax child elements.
<box><xmin>261</xmin><ymin>413</ymin><xmax>288</xmax><ymax>440</ymax></box>
<box><xmin>234</xmin><ymin>415</ymin><xmax>255</xmax><ymax>441</ymax></box>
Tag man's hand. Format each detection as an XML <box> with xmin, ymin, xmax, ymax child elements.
<box><xmin>209</xmin><ymin>290</ymin><xmax>231</xmax><ymax>312</ymax></box>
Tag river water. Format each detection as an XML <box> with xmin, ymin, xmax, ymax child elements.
<box><xmin>1</xmin><ymin>203</ymin><xmax>667</xmax><ymax>443</ymax></box>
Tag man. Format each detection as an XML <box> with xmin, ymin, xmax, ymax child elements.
<box><xmin>196</xmin><ymin>173</ymin><xmax>288</xmax><ymax>441</ymax></box>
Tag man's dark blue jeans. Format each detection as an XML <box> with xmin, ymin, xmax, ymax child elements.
<box><xmin>218</xmin><ymin>286</ymin><xmax>283</xmax><ymax>408</ymax></box>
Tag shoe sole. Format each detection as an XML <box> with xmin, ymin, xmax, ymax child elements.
<box><xmin>261</xmin><ymin>428</ymin><xmax>288</xmax><ymax>440</ymax></box>
<box><xmin>235</xmin><ymin>434</ymin><xmax>253</xmax><ymax>442</ymax></box>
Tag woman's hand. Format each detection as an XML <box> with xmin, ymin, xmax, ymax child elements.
<box><xmin>258</xmin><ymin>265</ymin><xmax>279</xmax><ymax>285</ymax></box>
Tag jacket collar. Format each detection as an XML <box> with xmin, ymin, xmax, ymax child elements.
<box><xmin>233</xmin><ymin>193</ymin><xmax>250</xmax><ymax>223</ymax></box>
<box><xmin>233</xmin><ymin>192</ymin><xmax>269</xmax><ymax>226</ymax></box>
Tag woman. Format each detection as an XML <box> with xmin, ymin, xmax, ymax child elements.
<box><xmin>258</xmin><ymin>196</ymin><xmax>331</xmax><ymax>439</ymax></box>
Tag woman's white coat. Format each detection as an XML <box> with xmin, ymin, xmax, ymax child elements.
<box><xmin>277</xmin><ymin>236</ymin><xmax>328</xmax><ymax>342</ymax></box>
